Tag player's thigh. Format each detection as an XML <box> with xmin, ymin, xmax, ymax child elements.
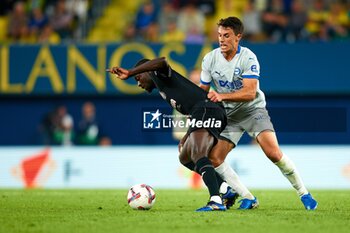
<box><xmin>219</xmin><ymin>121</ymin><xmax>244</xmax><ymax>147</ymax></box>
<box><xmin>178</xmin><ymin>139</ymin><xmax>192</xmax><ymax>165</ymax></box>
<box><xmin>256</xmin><ymin>130</ymin><xmax>282</xmax><ymax>162</ymax></box>
<box><xmin>187</xmin><ymin>129</ymin><xmax>214</xmax><ymax>163</ymax></box>
<box><xmin>209</xmin><ymin>139</ymin><xmax>234</xmax><ymax>167</ymax></box>
<box><xmin>243</xmin><ymin>108</ymin><xmax>274</xmax><ymax>139</ymax></box>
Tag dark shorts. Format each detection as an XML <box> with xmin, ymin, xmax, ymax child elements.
<box><xmin>187</xmin><ymin>100</ymin><xmax>227</xmax><ymax>141</ymax></box>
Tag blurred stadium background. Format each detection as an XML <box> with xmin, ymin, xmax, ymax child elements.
<box><xmin>0</xmin><ymin>0</ymin><xmax>349</xmax><ymax>191</ymax></box>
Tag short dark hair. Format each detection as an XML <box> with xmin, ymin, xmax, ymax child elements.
<box><xmin>133</xmin><ymin>58</ymin><xmax>156</xmax><ymax>80</ymax></box>
<box><xmin>134</xmin><ymin>58</ymin><xmax>150</xmax><ymax>68</ymax></box>
<box><xmin>217</xmin><ymin>17</ymin><xmax>244</xmax><ymax>35</ymax></box>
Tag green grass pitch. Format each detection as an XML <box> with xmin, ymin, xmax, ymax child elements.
<box><xmin>0</xmin><ymin>189</ymin><xmax>349</xmax><ymax>233</ymax></box>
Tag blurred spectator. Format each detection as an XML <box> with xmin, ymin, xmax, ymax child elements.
<box><xmin>76</xmin><ymin>101</ymin><xmax>104</xmax><ymax>146</ymax></box>
<box><xmin>39</xmin><ymin>105</ymin><xmax>74</xmax><ymax>146</ymax></box>
<box><xmin>242</xmin><ymin>0</ymin><xmax>264</xmax><ymax>42</ymax></box>
<box><xmin>185</xmin><ymin>26</ymin><xmax>205</xmax><ymax>44</ymax></box>
<box><xmin>323</xmin><ymin>2</ymin><xmax>349</xmax><ymax>41</ymax></box>
<box><xmin>171</xmin><ymin>0</ymin><xmax>192</xmax><ymax>9</ymax></box>
<box><xmin>43</xmin><ymin>0</ymin><xmax>59</xmax><ymax>16</ymax></box>
<box><xmin>18</xmin><ymin>23</ymin><xmax>36</xmax><ymax>43</ymax></box>
<box><xmin>159</xmin><ymin>20</ymin><xmax>185</xmax><ymax>43</ymax></box>
<box><xmin>28</xmin><ymin>7</ymin><xmax>49</xmax><ymax>37</ymax></box>
<box><xmin>65</xmin><ymin>0</ymin><xmax>89</xmax><ymax>39</ymax></box>
<box><xmin>262</xmin><ymin>0</ymin><xmax>289</xmax><ymax>42</ymax></box>
<box><xmin>50</xmin><ymin>0</ymin><xmax>74</xmax><ymax>40</ymax></box>
<box><xmin>54</xmin><ymin>105</ymin><xmax>74</xmax><ymax>146</ymax></box>
<box><xmin>255</xmin><ymin>0</ymin><xmax>268</xmax><ymax>12</ymax></box>
<box><xmin>214</xmin><ymin>0</ymin><xmax>246</xmax><ymax>20</ymax></box>
<box><xmin>39</xmin><ymin>107</ymin><xmax>55</xmax><ymax>145</ymax></box>
<box><xmin>99</xmin><ymin>136</ymin><xmax>112</xmax><ymax>146</ymax></box>
<box><xmin>146</xmin><ymin>22</ymin><xmax>159</xmax><ymax>42</ymax></box>
<box><xmin>123</xmin><ymin>22</ymin><xmax>138</xmax><ymax>41</ymax></box>
<box><xmin>65</xmin><ymin>0</ymin><xmax>88</xmax><ymax>22</ymax></box>
<box><xmin>172</xmin><ymin>0</ymin><xmax>215</xmax><ymax>15</ymax></box>
<box><xmin>27</xmin><ymin>0</ymin><xmax>44</xmax><ymax>10</ymax></box>
<box><xmin>158</xmin><ymin>1</ymin><xmax>178</xmax><ymax>35</ymax></box>
<box><xmin>282</xmin><ymin>0</ymin><xmax>293</xmax><ymax>14</ymax></box>
<box><xmin>177</xmin><ymin>3</ymin><xmax>205</xmax><ymax>40</ymax></box>
<box><xmin>197</xmin><ymin>0</ymin><xmax>216</xmax><ymax>16</ymax></box>
<box><xmin>7</xmin><ymin>1</ymin><xmax>28</xmax><ymax>41</ymax></box>
<box><xmin>38</xmin><ymin>23</ymin><xmax>61</xmax><ymax>43</ymax></box>
<box><xmin>286</xmin><ymin>0</ymin><xmax>308</xmax><ymax>42</ymax></box>
<box><xmin>134</xmin><ymin>0</ymin><xmax>159</xmax><ymax>41</ymax></box>
<box><xmin>305</xmin><ymin>0</ymin><xmax>329</xmax><ymax>41</ymax></box>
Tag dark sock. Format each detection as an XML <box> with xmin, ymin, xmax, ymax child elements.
<box><xmin>215</xmin><ymin>172</ymin><xmax>225</xmax><ymax>188</ymax></box>
<box><xmin>185</xmin><ymin>161</ymin><xmax>224</xmax><ymax>188</ymax></box>
<box><xmin>183</xmin><ymin>161</ymin><xmax>195</xmax><ymax>171</ymax></box>
<box><xmin>195</xmin><ymin>157</ymin><xmax>220</xmax><ymax>197</ymax></box>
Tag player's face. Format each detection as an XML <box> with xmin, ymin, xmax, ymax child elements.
<box><xmin>135</xmin><ymin>73</ymin><xmax>155</xmax><ymax>93</ymax></box>
<box><xmin>218</xmin><ymin>26</ymin><xmax>242</xmax><ymax>58</ymax></box>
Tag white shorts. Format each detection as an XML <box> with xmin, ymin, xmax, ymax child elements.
<box><xmin>219</xmin><ymin>108</ymin><xmax>275</xmax><ymax>146</ymax></box>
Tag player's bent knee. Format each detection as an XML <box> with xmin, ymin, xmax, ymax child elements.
<box><xmin>187</xmin><ymin>132</ymin><xmax>214</xmax><ymax>163</ymax></box>
<box><xmin>265</xmin><ymin>148</ymin><xmax>283</xmax><ymax>162</ymax></box>
<box><xmin>178</xmin><ymin>155</ymin><xmax>186</xmax><ymax>165</ymax></box>
<box><xmin>178</xmin><ymin>144</ymin><xmax>191</xmax><ymax>165</ymax></box>
<box><xmin>208</xmin><ymin>140</ymin><xmax>232</xmax><ymax>167</ymax></box>
<box><xmin>191</xmin><ymin>154</ymin><xmax>206</xmax><ymax>164</ymax></box>
<box><xmin>209</xmin><ymin>155</ymin><xmax>224</xmax><ymax>167</ymax></box>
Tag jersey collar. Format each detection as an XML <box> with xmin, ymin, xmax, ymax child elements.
<box><xmin>236</xmin><ymin>45</ymin><xmax>241</xmax><ymax>54</ymax></box>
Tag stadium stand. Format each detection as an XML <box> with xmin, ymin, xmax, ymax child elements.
<box><xmin>0</xmin><ymin>0</ymin><xmax>349</xmax><ymax>43</ymax></box>
<box><xmin>87</xmin><ymin>0</ymin><xmax>144</xmax><ymax>42</ymax></box>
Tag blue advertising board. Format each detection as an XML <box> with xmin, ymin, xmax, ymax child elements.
<box><xmin>1</xmin><ymin>42</ymin><xmax>350</xmax><ymax>95</ymax></box>
<box><xmin>0</xmin><ymin>43</ymin><xmax>211</xmax><ymax>95</ymax></box>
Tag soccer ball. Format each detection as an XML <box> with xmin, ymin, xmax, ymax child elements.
<box><xmin>127</xmin><ymin>184</ymin><xmax>156</xmax><ymax>210</ymax></box>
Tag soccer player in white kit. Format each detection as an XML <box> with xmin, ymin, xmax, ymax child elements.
<box><xmin>200</xmin><ymin>17</ymin><xmax>318</xmax><ymax>210</ymax></box>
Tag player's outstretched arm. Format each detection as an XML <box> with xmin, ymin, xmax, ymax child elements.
<box><xmin>106</xmin><ymin>67</ymin><xmax>130</xmax><ymax>80</ymax></box>
<box><xmin>107</xmin><ymin>57</ymin><xmax>169</xmax><ymax>80</ymax></box>
<box><xmin>128</xmin><ymin>57</ymin><xmax>169</xmax><ymax>76</ymax></box>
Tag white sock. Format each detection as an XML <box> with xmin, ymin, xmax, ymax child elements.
<box><xmin>215</xmin><ymin>162</ymin><xmax>254</xmax><ymax>200</ymax></box>
<box><xmin>210</xmin><ymin>195</ymin><xmax>222</xmax><ymax>204</ymax></box>
<box><xmin>274</xmin><ymin>154</ymin><xmax>308</xmax><ymax>196</ymax></box>
<box><xmin>219</xmin><ymin>181</ymin><xmax>229</xmax><ymax>194</ymax></box>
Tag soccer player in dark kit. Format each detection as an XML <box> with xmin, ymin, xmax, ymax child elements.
<box><xmin>107</xmin><ymin>57</ymin><xmax>236</xmax><ymax>211</ymax></box>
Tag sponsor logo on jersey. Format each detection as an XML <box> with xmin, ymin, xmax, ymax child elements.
<box><xmin>218</xmin><ymin>79</ymin><xmax>243</xmax><ymax>90</ymax></box>
<box><xmin>251</xmin><ymin>65</ymin><xmax>258</xmax><ymax>73</ymax></box>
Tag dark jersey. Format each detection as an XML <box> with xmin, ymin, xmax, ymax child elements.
<box><xmin>150</xmin><ymin>67</ymin><xmax>208</xmax><ymax>115</ymax></box>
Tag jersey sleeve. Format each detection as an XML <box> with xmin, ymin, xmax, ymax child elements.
<box><xmin>242</xmin><ymin>52</ymin><xmax>260</xmax><ymax>79</ymax></box>
<box><xmin>200</xmin><ymin>53</ymin><xmax>212</xmax><ymax>85</ymax></box>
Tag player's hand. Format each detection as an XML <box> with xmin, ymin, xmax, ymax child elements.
<box><xmin>208</xmin><ymin>91</ymin><xmax>222</xmax><ymax>102</ymax></box>
<box><xmin>106</xmin><ymin>67</ymin><xmax>130</xmax><ymax>80</ymax></box>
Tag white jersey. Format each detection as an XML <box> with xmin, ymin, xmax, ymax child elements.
<box><xmin>201</xmin><ymin>45</ymin><xmax>266</xmax><ymax>118</ymax></box>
